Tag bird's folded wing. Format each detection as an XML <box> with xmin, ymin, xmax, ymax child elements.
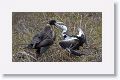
<box><xmin>31</xmin><ymin>31</ymin><xmax>44</xmax><ymax>44</ymax></box>
<box><xmin>38</xmin><ymin>39</ymin><xmax>54</xmax><ymax>47</ymax></box>
<box><xmin>59</xmin><ymin>40</ymin><xmax>78</xmax><ymax>49</ymax></box>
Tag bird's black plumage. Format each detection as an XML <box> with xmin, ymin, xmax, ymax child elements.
<box><xmin>49</xmin><ymin>20</ymin><xmax>56</xmax><ymax>25</ymax></box>
<box><xmin>59</xmin><ymin>34</ymin><xmax>87</xmax><ymax>56</ymax></box>
<box><xmin>27</xmin><ymin>26</ymin><xmax>55</xmax><ymax>55</ymax></box>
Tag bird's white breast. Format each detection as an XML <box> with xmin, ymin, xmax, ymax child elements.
<box><xmin>64</xmin><ymin>37</ymin><xmax>77</xmax><ymax>41</ymax></box>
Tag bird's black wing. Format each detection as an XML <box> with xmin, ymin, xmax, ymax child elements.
<box><xmin>66</xmin><ymin>48</ymin><xmax>85</xmax><ymax>56</ymax></box>
<box><xmin>28</xmin><ymin>30</ymin><xmax>45</xmax><ymax>49</ymax></box>
<box><xmin>59</xmin><ymin>39</ymin><xmax>86</xmax><ymax>56</ymax></box>
<box><xmin>59</xmin><ymin>39</ymin><xmax>79</xmax><ymax>50</ymax></box>
<box><xmin>35</xmin><ymin>39</ymin><xmax>54</xmax><ymax>48</ymax></box>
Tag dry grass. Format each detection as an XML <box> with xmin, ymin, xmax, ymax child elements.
<box><xmin>12</xmin><ymin>12</ymin><xmax>102</xmax><ymax>62</ymax></box>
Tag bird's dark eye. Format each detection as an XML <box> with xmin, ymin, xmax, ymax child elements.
<box><xmin>64</xmin><ymin>35</ymin><xmax>67</xmax><ymax>38</ymax></box>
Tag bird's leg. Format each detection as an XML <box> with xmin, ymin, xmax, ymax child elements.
<box><xmin>67</xmin><ymin>44</ymin><xmax>74</xmax><ymax>56</ymax></box>
<box><xmin>36</xmin><ymin>48</ymin><xmax>42</xmax><ymax>60</ymax></box>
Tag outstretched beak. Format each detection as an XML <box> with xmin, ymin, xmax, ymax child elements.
<box><xmin>56</xmin><ymin>21</ymin><xmax>64</xmax><ymax>25</ymax></box>
<box><xmin>55</xmin><ymin>21</ymin><xmax>67</xmax><ymax>31</ymax></box>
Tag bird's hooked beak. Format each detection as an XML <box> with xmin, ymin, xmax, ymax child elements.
<box><xmin>55</xmin><ymin>21</ymin><xmax>67</xmax><ymax>31</ymax></box>
<box><xmin>56</xmin><ymin>21</ymin><xmax>64</xmax><ymax>25</ymax></box>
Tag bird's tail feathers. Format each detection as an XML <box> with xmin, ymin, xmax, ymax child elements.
<box><xmin>66</xmin><ymin>48</ymin><xmax>85</xmax><ymax>56</ymax></box>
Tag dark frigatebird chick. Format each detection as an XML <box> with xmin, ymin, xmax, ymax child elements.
<box><xmin>27</xmin><ymin>25</ymin><xmax>55</xmax><ymax>57</ymax></box>
<box><xmin>49</xmin><ymin>20</ymin><xmax>87</xmax><ymax>56</ymax></box>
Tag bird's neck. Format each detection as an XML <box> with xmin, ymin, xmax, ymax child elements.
<box><xmin>51</xmin><ymin>26</ymin><xmax>56</xmax><ymax>32</ymax></box>
<box><xmin>61</xmin><ymin>30</ymin><xmax>72</xmax><ymax>40</ymax></box>
<box><xmin>61</xmin><ymin>30</ymin><xmax>67</xmax><ymax>36</ymax></box>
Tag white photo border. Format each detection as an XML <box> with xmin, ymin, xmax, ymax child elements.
<box><xmin>0</xmin><ymin>0</ymin><xmax>114</xmax><ymax>74</ymax></box>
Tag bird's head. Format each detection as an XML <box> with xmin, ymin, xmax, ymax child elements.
<box><xmin>49</xmin><ymin>20</ymin><xmax>67</xmax><ymax>32</ymax></box>
<box><xmin>49</xmin><ymin>20</ymin><xmax>56</xmax><ymax>25</ymax></box>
